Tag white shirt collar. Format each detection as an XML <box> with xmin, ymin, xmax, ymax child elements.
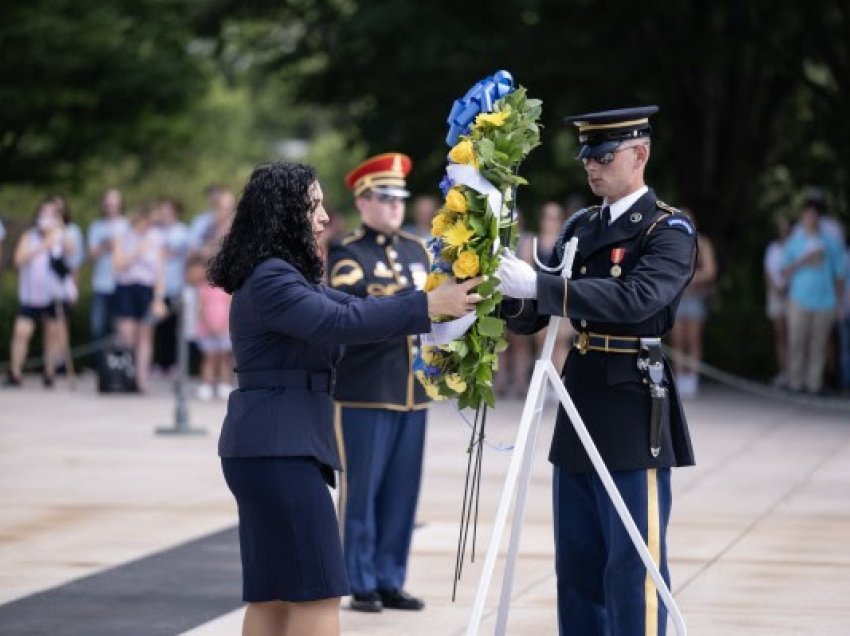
<box><xmin>604</xmin><ymin>185</ymin><xmax>648</xmax><ymax>224</ymax></box>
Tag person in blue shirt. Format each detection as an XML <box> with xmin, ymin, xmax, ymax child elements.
<box><xmin>87</xmin><ymin>189</ymin><xmax>128</xmax><ymax>366</ymax></box>
<box><xmin>152</xmin><ymin>197</ymin><xmax>190</xmax><ymax>373</ymax></box>
<box><xmin>782</xmin><ymin>199</ymin><xmax>845</xmax><ymax>394</ymax></box>
<box><xmin>207</xmin><ymin>161</ymin><xmax>482</xmax><ymax>636</ymax></box>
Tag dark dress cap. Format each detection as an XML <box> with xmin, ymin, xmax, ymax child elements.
<box><xmin>565</xmin><ymin>105</ymin><xmax>659</xmax><ymax>159</ymax></box>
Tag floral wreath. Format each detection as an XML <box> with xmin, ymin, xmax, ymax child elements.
<box><xmin>413</xmin><ymin>70</ymin><xmax>542</xmax><ymax>410</ymax></box>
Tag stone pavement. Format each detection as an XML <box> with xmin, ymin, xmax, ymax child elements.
<box><xmin>1</xmin><ymin>373</ymin><xmax>849</xmax><ymax>635</ymax></box>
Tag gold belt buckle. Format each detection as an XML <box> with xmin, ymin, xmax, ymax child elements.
<box><xmin>576</xmin><ymin>332</ymin><xmax>590</xmax><ymax>354</ymax></box>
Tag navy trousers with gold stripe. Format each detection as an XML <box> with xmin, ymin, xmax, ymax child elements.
<box><xmin>338</xmin><ymin>407</ymin><xmax>427</xmax><ymax>596</ymax></box>
<box><xmin>553</xmin><ymin>467</ymin><xmax>671</xmax><ymax>636</ymax></box>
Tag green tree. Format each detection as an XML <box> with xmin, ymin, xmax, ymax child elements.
<box><xmin>0</xmin><ymin>0</ymin><xmax>207</xmax><ymax>185</ymax></box>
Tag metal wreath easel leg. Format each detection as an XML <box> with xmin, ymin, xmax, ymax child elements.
<box><xmin>466</xmin><ymin>238</ymin><xmax>687</xmax><ymax>635</ymax></box>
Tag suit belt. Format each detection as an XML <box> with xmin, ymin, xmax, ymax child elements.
<box><xmin>574</xmin><ymin>332</ymin><xmax>641</xmax><ymax>354</ymax></box>
<box><xmin>235</xmin><ymin>369</ymin><xmax>335</xmax><ymax>393</ymax></box>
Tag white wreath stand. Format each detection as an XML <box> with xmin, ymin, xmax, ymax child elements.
<box><xmin>466</xmin><ymin>237</ymin><xmax>687</xmax><ymax>635</ymax></box>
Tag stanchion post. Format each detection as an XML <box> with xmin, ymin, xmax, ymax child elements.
<box><xmin>157</xmin><ymin>292</ymin><xmax>205</xmax><ymax>436</ymax></box>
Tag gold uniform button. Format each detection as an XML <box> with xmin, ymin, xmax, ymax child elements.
<box><xmin>377</xmin><ymin>235</ymin><xmax>386</xmax><ymax>245</ymax></box>
<box><xmin>580</xmin><ymin>319</ymin><xmax>587</xmax><ymax>328</ymax></box>
<box><xmin>579</xmin><ymin>266</ymin><xmax>587</xmax><ymax>275</ymax></box>
<box><xmin>642</xmin><ymin>377</ymin><xmax>649</xmax><ymax>385</ymax></box>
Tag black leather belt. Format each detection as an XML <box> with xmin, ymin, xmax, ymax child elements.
<box><xmin>235</xmin><ymin>369</ymin><xmax>335</xmax><ymax>393</ymax></box>
<box><xmin>574</xmin><ymin>332</ymin><xmax>641</xmax><ymax>354</ymax></box>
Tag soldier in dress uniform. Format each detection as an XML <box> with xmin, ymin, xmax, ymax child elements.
<box><xmin>329</xmin><ymin>153</ymin><xmax>431</xmax><ymax>613</ymax></box>
<box><xmin>496</xmin><ymin>106</ymin><xmax>697</xmax><ymax>636</ymax></box>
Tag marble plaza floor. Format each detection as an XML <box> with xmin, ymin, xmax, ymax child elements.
<box><xmin>1</xmin><ymin>374</ymin><xmax>849</xmax><ymax>635</ymax></box>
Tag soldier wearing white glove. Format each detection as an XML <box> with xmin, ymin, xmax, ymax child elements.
<box><xmin>496</xmin><ymin>249</ymin><xmax>538</xmax><ymax>299</ymax></box>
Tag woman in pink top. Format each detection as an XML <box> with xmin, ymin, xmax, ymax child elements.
<box><xmin>186</xmin><ymin>255</ymin><xmax>233</xmax><ymax>401</ymax></box>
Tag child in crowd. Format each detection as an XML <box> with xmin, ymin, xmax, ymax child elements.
<box><xmin>185</xmin><ymin>255</ymin><xmax>232</xmax><ymax>400</ymax></box>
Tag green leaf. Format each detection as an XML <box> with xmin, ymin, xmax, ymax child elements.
<box><xmin>481</xmin><ymin>386</ymin><xmax>496</xmax><ymax>408</ymax></box>
<box><xmin>454</xmin><ymin>340</ymin><xmax>468</xmax><ymax>358</ymax></box>
<box><xmin>477</xmin><ymin>316</ymin><xmax>505</xmax><ymax>338</ymax></box>
<box><xmin>468</xmin><ymin>214</ymin><xmax>487</xmax><ymax>234</ymax></box>
<box><xmin>476</xmin><ymin>297</ymin><xmax>498</xmax><ymax>315</ymax></box>
<box><xmin>476</xmin><ymin>277</ymin><xmax>499</xmax><ymax>297</ymax></box>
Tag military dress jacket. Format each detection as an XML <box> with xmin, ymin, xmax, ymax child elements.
<box><xmin>328</xmin><ymin>225</ymin><xmax>431</xmax><ymax>410</ymax></box>
<box><xmin>218</xmin><ymin>257</ymin><xmax>430</xmax><ymax>475</ymax></box>
<box><xmin>504</xmin><ymin>188</ymin><xmax>697</xmax><ymax>473</ymax></box>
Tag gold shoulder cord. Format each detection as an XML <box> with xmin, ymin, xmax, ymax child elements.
<box><xmin>330</xmin><ymin>259</ymin><xmax>365</xmax><ymax>287</ymax></box>
<box><xmin>341</xmin><ymin>229</ymin><xmax>364</xmax><ymax>246</ymax></box>
<box><xmin>645</xmin><ymin>212</ymin><xmax>672</xmax><ymax>238</ymax></box>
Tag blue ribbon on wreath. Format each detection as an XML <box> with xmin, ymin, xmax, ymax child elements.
<box><xmin>445</xmin><ymin>70</ymin><xmax>515</xmax><ymax>146</ymax></box>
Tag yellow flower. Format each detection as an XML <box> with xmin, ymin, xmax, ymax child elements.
<box><xmin>423</xmin><ymin>382</ymin><xmax>446</xmax><ymax>400</ymax></box>
<box><xmin>423</xmin><ymin>271</ymin><xmax>448</xmax><ymax>292</ymax></box>
<box><xmin>421</xmin><ymin>345</ymin><xmax>440</xmax><ymax>365</ymax></box>
<box><xmin>443</xmin><ymin>219</ymin><xmax>475</xmax><ymax>248</ymax></box>
<box><xmin>445</xmin><ymin>374</ymin><xmax>467</xmax><ymax>393</ymax></box>
<box><xmin>449</xmin><ymin>139</ymin><xmax>478</xmax><ymax>166</ymax></box>
<box><xmin>452</xmin><ymin>250</ymin><xmax>480</xmax><ymax>278</ymax></box>
<box><xmin>475</xmin><ymin>111</ymin><xmax>508</xmax><ymax>128</ymax></box>
<box><xmin>431</xmin><ymin>212</ymin><xmax>450</xmax><ymax>237</ymax></box>
<box><xmin>445</xmin><ymin>187</ymin><xmax>468</xmax><ymax>214</ymax></box>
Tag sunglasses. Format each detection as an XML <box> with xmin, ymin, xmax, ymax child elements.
<box><xmin>368</xmin><ymin>192</ymin><xmax>404</xmax><ymax>204</ymax></box>
<box><xmin>581</xmin><ymin>146</ymin><xmax>640</xmax><ymax>166</ymax></box>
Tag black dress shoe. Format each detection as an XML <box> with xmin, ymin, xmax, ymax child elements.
<box><xmin>379</xmin><ymin>589</ymin><xmax>425</xmax><ymax>610</ymax></box>
<box><xmin>350</xmin><ymin>591</ymin><xmax>382</xmax><ymax>613</ymax></box>
<box><xmin>3</xmin><ymin>372</ymin><xmax>22</xmax><ymax>387</ymax></box>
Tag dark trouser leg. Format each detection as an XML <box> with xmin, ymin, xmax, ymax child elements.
<box><xmin>596</xmin><ymin>468</ymin><xmax>671</xmax><ymax>636</ymax></box>
<box><xmin>554</xmin><ymin>468</ymin><xmax>672</xmax><ymax>636</ymax></box>
<box><xmin>554</xmin><ymin>468</ymin><xmax>607</xmax><ymax>636</ymax></box>
<box><xmin>153</xmin><ymin>297</ymin><xmax>178</xmax><ymax>370</ymax></box>
<box><xmin>341</xmin><ymin>407</ymin><xmax>393</xmax><ymax>595</ymax></box>
<box><xmin>89</xmin><ymin>292</ymin><xmax>113</xmax><ymax>368</ymax></box>
<box><xmin>374</xmin><ymin>409</ymin><xmax>426</xmax><ymax>592</ymax></box>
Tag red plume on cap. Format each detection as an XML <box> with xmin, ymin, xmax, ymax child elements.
<box><xmin>345</xmin><ymin>153</ymin><xmax>412</xmax><ymax>197</ymax></box>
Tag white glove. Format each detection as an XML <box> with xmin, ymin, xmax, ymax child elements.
<box><xmin>496</xmin><ymin>250</ymin><xmax>537</xmax><ymax>299</ymax></box>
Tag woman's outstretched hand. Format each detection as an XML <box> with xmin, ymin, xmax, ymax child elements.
<box><xmin>426</xmin><ymin>276</ymin><xmax>485</xmax><ymax>318</ymax></box>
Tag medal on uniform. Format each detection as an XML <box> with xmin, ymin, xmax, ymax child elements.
<box><xmin>610</xmin><ymin>247</ymin><xmax>625</xmax><ymax>277</ymax></box>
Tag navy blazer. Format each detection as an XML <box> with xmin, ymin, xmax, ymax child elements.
<box><xmin>218</xmin><ymin>258</ymin><xmax>431</xmax><ymax>476</ymax></box>
<box><xmin>504</xmin><ymin>190</ymin><xmax>697</xmax><ymax>473</ymax></box>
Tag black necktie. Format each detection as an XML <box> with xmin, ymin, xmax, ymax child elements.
<box><xmin>600</xmin><ymin>205</ymin><xmax>611</xmax><ymax>227</ymax></box>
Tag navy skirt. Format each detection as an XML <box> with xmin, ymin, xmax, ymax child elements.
<box><xmin>221</xmin><ymin>456</ymin><xmax>350</xmax><ymax>602</ymax></box>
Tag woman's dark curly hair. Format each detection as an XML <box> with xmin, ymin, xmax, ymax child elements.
<box><xmin>208</xmin><ymin>162</ymin><xmax>323</xmax><ymax>293</ymax></box>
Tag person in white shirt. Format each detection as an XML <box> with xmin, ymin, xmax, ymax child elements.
<box><xmin>4</xmin><ymin>200</ymin><xmax>75</xmax><ymax>387</ymax></box>
<box><xmin>112</xmin><ymin>202</ymin><xmax>167</xmax><ymax>392</ymax></box>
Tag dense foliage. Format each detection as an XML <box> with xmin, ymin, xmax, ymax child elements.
<box><xmin>2</xmin><ymin>0</ymin><xmax>849</xmax><ymax>377</ymax></box>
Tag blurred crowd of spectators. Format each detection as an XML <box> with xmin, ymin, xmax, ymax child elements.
<box><xmin>2</xmin><ymin>186</ymin><xmax>239</xmax><ymax>397</ymax></box>
<box><xmin>0</xmin><ymin>185</ymin><xmax>847</xmax><ymax>399</ymax></box>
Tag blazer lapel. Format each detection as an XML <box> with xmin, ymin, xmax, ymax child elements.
<box><xmin>577</xmin><ymin>189</ymin><xmax>658</xmax><ymax>260</ymax></box>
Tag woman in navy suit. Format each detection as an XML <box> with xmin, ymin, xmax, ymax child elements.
<box><xmin>208</xmin><ymin>162</ymin><xmax>481</xmax><ymax>635</ymax></box>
